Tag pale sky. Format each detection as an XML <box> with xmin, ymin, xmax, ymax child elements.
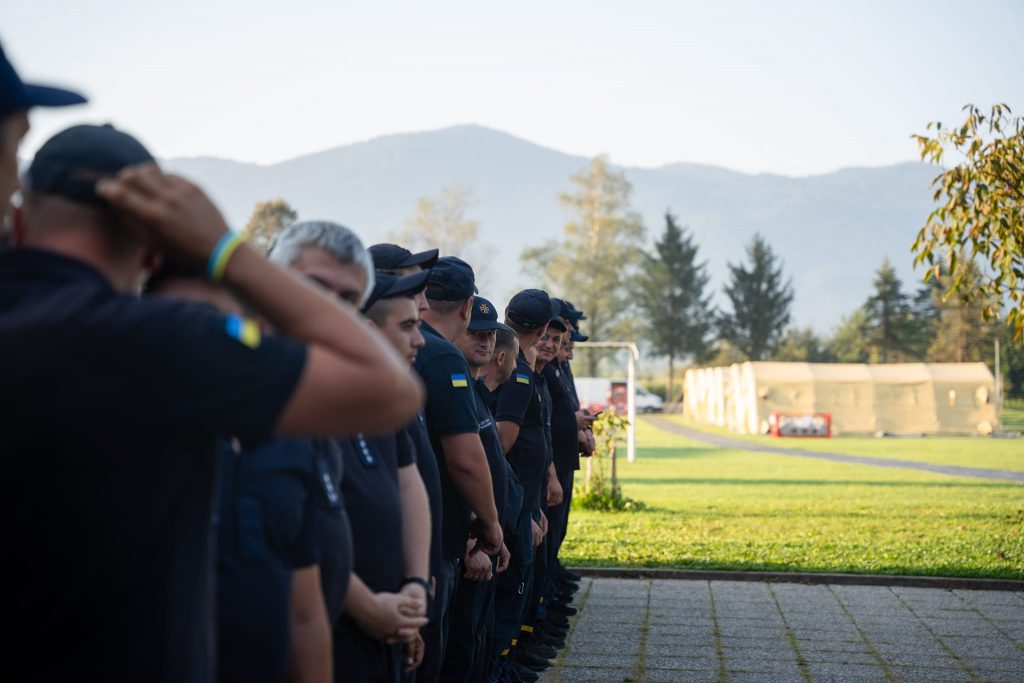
<box><xmin>4</xmin><ymin>0</ymin><xmax>1022</xmax><ymax>175</ymax></box>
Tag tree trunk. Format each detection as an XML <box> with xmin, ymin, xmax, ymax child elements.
<box><xmin>667</xmin><ymin>353</ymin><xmax>675</xmax><ymax>404</ymax></box>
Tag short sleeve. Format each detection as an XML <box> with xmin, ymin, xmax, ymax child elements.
<box><xmin>495</xmin><ymin>371</ymin><xmax>533</xmax><ymax>426</ymax></box>
<box><xmin>290</xmin><ymin>479</ymin><xmax>321</xmax><ymax>569</ymax></box>
<box><xmin>418</xmin><ymin>353</ymin><xmax>479</xmax><ymax>436</ymax></box>
<box><xmin>101</xmin><ymin>297</ymin><xmax>307</xmax><ymax>444</ymax></box>
<box><xmin>395</xmin><ymin>429</ymin><xmax>417</xmax><ymax>468</ymax></box>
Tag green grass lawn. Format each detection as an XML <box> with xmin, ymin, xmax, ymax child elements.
<box><xmin>562</xmin><ymin>420</ymin><xmax>1024</xmax><ymax>579</ymax></box>
<box><xmin>657</xmin><ymin>414</ymin><xmax>1024</xmax><ymax>473</ymax></box>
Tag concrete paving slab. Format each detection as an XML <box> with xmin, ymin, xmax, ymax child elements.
<box><xmin>542</xmin><ymin>578</ymin><xmax>1022</xmax><ymax>683</ymax></box>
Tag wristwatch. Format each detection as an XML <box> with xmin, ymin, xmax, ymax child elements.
<box><xmin>401</xmin><ymin>576</ymin><xmax>434</xmax><ymax>602</ymax></box>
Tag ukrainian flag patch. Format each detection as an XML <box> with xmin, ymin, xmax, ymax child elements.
<box><xmin>450</xmin><ymin>373</ymin><xmax>469</xmax><ymax>388</ymax></box>
<box><xmin>515</xmin><ymin>373</ymin><xmax>530</xmax><ymax>385</ymax></box>
<box><xmin>226</xmin><ymin>315</ymin><xmax>261</xmax><ymax>349</ymax></box>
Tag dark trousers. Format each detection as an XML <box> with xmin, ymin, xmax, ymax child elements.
<box><xmin>491</xmin><ymin>508</ymin><xmax>535</xmax><ymax>663</ymax></box>
<box><xmin>440</xmin><ymin>557</ymin><xmax>497</xmax><ymax>683</ymax></box>
<box><xmin>524</xmin><ymin>507</ymin><xmax>550</xmax><ymax>629</ymax></box>
<box><xmin>547</xmin><ymin>469</ymin><xmax>575</xmax><ymax>565</ymax></box>
<box><xmin>335</xmin><ymin>616</ymin><xmax>402</xmax><ymax>683</ymax></box>
<box><xmin>418</xmin><ymin>557</ymin><xmax>460</xmax><ymax>683</ymax></box>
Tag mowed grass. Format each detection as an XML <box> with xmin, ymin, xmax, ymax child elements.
<box><xmin>657</xmin><ymin>414</ymin><xmax>1024</xmax><ymax>473</ymax></box>
<box><xmin>562</xmin><ymin>420</ymin><xmax>1024</xmax><ymax>579</ymax></box>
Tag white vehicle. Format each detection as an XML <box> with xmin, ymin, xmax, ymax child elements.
<box><xmin>573</xmin><ymin>378</ymin><xmax>664</xmax><ymax>414</ymax></box>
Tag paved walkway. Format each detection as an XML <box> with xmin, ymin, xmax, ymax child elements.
<box><xmin>646</xmin><ymin>417</ymin><xmax>1024</xmax><ymax>484</ymax></box>
<box><xmin>543</xmin><ymin>577</ymin><xmax>1024</xmax><ymax>682</ymax></box>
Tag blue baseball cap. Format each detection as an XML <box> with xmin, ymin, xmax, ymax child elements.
<box><xmin>369</xmin><ymin>243</ymin><xmax>439</xmax><ymax>272</ymax></box>
<box><xmin>27</xmin><ymin>124</ymin><xmax>155</xmax><ymax>206</ymax></box>
<box><xmin>362</xmin><ymin>269</ymin><xmax>430</xmax><ymax>312</ymax></box>
<box><xmin>426</xmin><ymin>256</ymin><xmax>477</xmax><ymax>301</ymax></box>
<box><xmin>0</xmin><ymin>44</ymin><xmax>86</xmax><ymax>119</ymax></box>
<box><xmin>571</xmin><ymin>330</ymin><xmax>589</xmax><ymax>342</ymax></box>
<box><xmin>468</xmin><ymin>296</ymin><xmax>511</xmax><ymax>332</ymax></box>
<box><xmin>506</xmin><ymin>288</ymin><xmax>553</xmax><ymax>330</ymax></box>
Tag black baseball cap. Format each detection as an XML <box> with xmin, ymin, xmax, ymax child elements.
<box><xmin>0</xmin><ymin>44</ymin><xmax>86</xmax><ymax>119</ymax></box>
<box><xmin>369</xmin><ymin>243</ymin><xmax>439</xmax><ymax>272</ymax></box>
<box><xmin>506</xmin><ymin>288</ymin><xmax>553</xmax><ymax>330</ymax></box>
<box><xmin>426</xmin><ymin>256</ymin><xmax>477</xmax><ymax>301</ymax></box>
<box><xmin>468</xmin><ymin>296</ymin><xmax>511</xmax><ymax>332</ymax></box>
<box><xmin>561</xmin><ymin>299</ymin><xmax>586</xmax><ymax>322</ymax></box>
<box><xmin>571</xmin><ymin>330</ymin><xmax>589</xmax><ymax>342</ymax></box>
<box><xmin>27</xmin><ymin>124</ymin><xmax>155</xmax><ymax>206</ymax></box>
<box><xmin>362</xmin><ymin>269</ymin><xmax>430</xmax><ymax>312</ymax></box>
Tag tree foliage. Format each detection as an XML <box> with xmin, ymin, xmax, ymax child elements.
<box><xmin>912</xmin><ymin>104</ymin><xmax>1024</xmax><ymax>341</ymax></box>
<box><xmin>638</xmin><ymin>211</ymin><xmax>713</xmax><ymax>399</ymax></box>
<box><xmin>522</xmin><ymin>155</ymin><xmax>645</xmax><ymax>374</ymax></box>
<box><xmin>826</xmin><ymin>309</ymin><xmax>872</xmax><ymax>363</ymax></box>
<box><xmin>926</xmin><ymin>260</ymin><xmax>1001</xmax><ymax>363</ymax></box>
<box><xmin>243</xmin><ymin>198</ymin><xmax>297</xmax><ymax>252</ymax></box>
<box><xmin>863</xmin><ymin>258</ymin><xmax>917</xmax><ymax>363</ymax></box>
<box><xmin>397</xmin><ymin>183</ymin><xmax>481</xmax><ymax>257</ymax></box>
<box><xmin>773</xmin><ymin>327</ymin><xmax>834</xmax><ymax>362</ymax></box>
<box><xmin>719</xmin><ymin>234</ymin><xmax>794</xmax><ymax>361</ymax></box>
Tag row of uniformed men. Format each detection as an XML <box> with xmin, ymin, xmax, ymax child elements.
<box><xmin>0</xmin><ymin>45</ymin><xmax>592</xmax><ymax>683</ymax></box>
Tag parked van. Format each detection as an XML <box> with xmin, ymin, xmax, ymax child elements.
<box><xmin>574</xmin><ymin>378</ymin><xmax>664</xmax><ymax>414</ymax></box>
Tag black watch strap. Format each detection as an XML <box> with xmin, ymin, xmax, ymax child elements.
<box><xmin>401</xmin><ymin>576</ymin><xmax>433</xmax><ymax>601</ymax></box>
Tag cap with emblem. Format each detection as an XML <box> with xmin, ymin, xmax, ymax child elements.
<box><xmin>0</xmin><ymin>44</ymin><xmax>86</xmax><ymax>119</ymax></box>
<box><xmin>506</xmin><ymin>288</ymin><xmax>553</xmax><ymax>330</ymax></box>
<box><xmin>27</xmin><ymin>124</ymin><xmax>155</xmax><ymax>206</ymax></box>
<box><xmin>468</xmin><ymin>296</ymin><xmax>511</xmax><ymax>332</ymax></box>
<box><xmin>426</xmin><ymin>256</ymin><xmax>477</xmax><ymax>301</ymax></box>
<box><xmin>368</xmin><ymin>243</ymin><xmax>439</xmax><ymax>272</ymax></box>
<box><xmin>361</xmin><ymin>269</ymin><xmax>430</xmax><ymax>312</ymax></box>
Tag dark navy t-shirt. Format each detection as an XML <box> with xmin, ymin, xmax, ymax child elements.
<box><xmin>477</xmin><ymin>381</ymin><xmax>525</xmax><ymax>532</ymax></box>
<box><xmin>0</xmin><ymin>248</ymin><xmax>307</xmax><ymax>682</ymax></box>
<box><xmin>406</xmin><ymin>411</ymin><xmax>443</xmax><ymax>585</ymax></box>
<box><xmin>338</xmin><ymin>432</ymin><xmax>410</xmax><ymax>593</ymax></box>
<box><xmin>495</xmin><ymin>352</ymin><xmax>548</xmax><ymax>512</ymax></box>
<box><xmin>216</xmin><ymin>438</ymin><xmax>320</xmax><ymax>683</ymax></box>
<box><xmin>311</xmin><ymin>438</ymin><xmax>354</xmax><ymax>625</ymax></box>
<box><xmin>473</xmin><ymin>378</ymin><xmax>508</xmax><ymax>532</ymax></box>
<box><xmin>413</xmin><ymin>321</ymin><xmax>481</xmax><ymax>560</ymax></box>
<box><xmin>544</xmin><ymin>363</ymin><xmax>581</xmax><ymax>473</ymax></box>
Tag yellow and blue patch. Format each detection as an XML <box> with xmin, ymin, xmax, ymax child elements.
<box><xmin>225</xmin><ymin>315</ymin><xmax>261</xmax><ymax>349</ymax></box>
<box><xmin>450</xmin><ymin>373</ymin><xmax>469</xmax><ymax>388</ymax></box>
<box><xmin>515</xmin><ymin>373</ymin><xmax>530</xmax><ymax>385</ymax></box>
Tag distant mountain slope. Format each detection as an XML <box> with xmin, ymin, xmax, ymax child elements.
<box><xmin>163</xmin><ymin>124</ymin><xmax>938</xmax><ymax>331</ymax></box>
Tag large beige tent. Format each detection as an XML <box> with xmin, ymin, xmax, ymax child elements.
<box><xmin>683</xmin><ymin>362</ymin><xmax>998</xmax><ymax>436</ymax></box>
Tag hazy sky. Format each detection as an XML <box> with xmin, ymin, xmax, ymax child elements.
<box><xmin>4</xmin><ymin>0</ymin><xmax>1021</xmax><ymax>175</ymax></box>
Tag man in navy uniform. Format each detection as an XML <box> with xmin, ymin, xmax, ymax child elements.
<box><xmin>368</xmin><ymin>242</ymin><xmax>448</xmax><ymax>683</ymax></box>
<box><xmin>414</xmin><ymin>257</ymin><xmax>504</xmax><ymax>681</ymax></box>
<box><xmin>490</xmin><ymin>289</ymin><xmax>558</xmax><ymax>678</ymax></box>
<box><xmin>445</xmin><ymin>296</ymin><xmax>517</xmax><ymax>682</ymax></box>
<box><xmin>0</xmin><ymin>42</ymin><xmax>85</xmax><ymax>227</ymax></box>
<box><xmin>271</xmin><ymin>224</ymin><xmax>433</xmax><ymax>681</ymax></box>
<box><xmin>2</xmin><ymin>125</ymin><xmax>422</xmax><ymax>681</ymax></box>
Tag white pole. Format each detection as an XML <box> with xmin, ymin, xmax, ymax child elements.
<box><xmin>627</xmin><ymin>348</ymin><xmax>636</xmax><ymax>462</ymax></box>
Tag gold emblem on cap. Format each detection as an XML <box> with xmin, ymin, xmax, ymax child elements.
<box><xmin>479</xmin><ymin>303</ymin><xmax>491</xmax><ymax>314</ymax></box>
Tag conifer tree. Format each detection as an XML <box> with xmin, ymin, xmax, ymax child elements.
<box><xmin>719</xmin><ymin>234</ymin><xmax>793</xmax><ymax>360</ymax></box>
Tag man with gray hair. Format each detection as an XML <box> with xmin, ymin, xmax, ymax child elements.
<box><xmin>270</xmin><ymin>221</ymin><xmax>433</xmax><ymax>680</ymax></box>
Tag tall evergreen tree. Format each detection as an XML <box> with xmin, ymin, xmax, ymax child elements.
<box><xmin>827</xmin><ymin>309</ymin><xmax>872</xmax><ymax>363</ymax></box>
<box><xmin>863</xmin><ymin>258</ymin><xmax>915</xmax><ymax>363</ymax></box>
<box><xmin>638</xmin><ymin>211</ymin><xmax>713</xmax><ymax>401</ymax></box>
<box><xmin>719</xmin><ymin>234</ymin><xmax>794</xmax><ymax>361</ymax></box>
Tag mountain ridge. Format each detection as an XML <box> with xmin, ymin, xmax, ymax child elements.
<box><xmin>160</xmin><ymin>124</ymin><xmax>937</xmax><ymax>332</ymax></box>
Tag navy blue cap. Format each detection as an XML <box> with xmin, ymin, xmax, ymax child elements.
<box><xmin>0</xmin><ymin>44</ymin><xmax>86</xmax><ymax>119</ymax></box>
<box><xmin>362</xmin><ymin>269</ymin><xmax>430</xmax><ymax>312</ymax></box>
<box><xmin>506</xmin><ymin>288</ymin><xmax>553</xmax><ymax>330</ymax></box>
<box><xmin>27</xmin><ymin>124</ymin><xmax>155</xmax><ymax>206</ymax></box>
<box><xmin>369</xmin><ymin>243</ymin><xmax>439</xmax><ymax>272</ymax></box>
<box><xmin>426</xmin><ymin>256</ymin><xmax>477</xmax><ymax>301</ymax></box>
<box><xmin>547</xmin><ymin>316</ymin><xmax>567</xmax><ymax>332</ymax></box>
<box><xmin>561</xmin><ymin>299</ymin><xmax>585</xmax><ymax>322</ymax></box>
<box><xmin>571</xmin><ymin>330</ymin><xmax>589</xmax><ymax>342</ymax></box>
<box><xmin>468</xmin><ymin>296</ymin><xmax>511</xmax><ymax>332</ymax></box>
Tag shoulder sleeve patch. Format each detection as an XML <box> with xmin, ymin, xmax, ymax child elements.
<box><xmin>450</xmin><ymin>373</ymin><xmax>469</xmax><ymax>388</ymax></box>
<box><xmin>225</xmin><ymin>315</ymin><xmax>262</xmax><ymax>349</ymax></box>
<box><xmin>515</xmin><ymin>373</ymin><xmax>531</xmax><ymax>385</ymax></box>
